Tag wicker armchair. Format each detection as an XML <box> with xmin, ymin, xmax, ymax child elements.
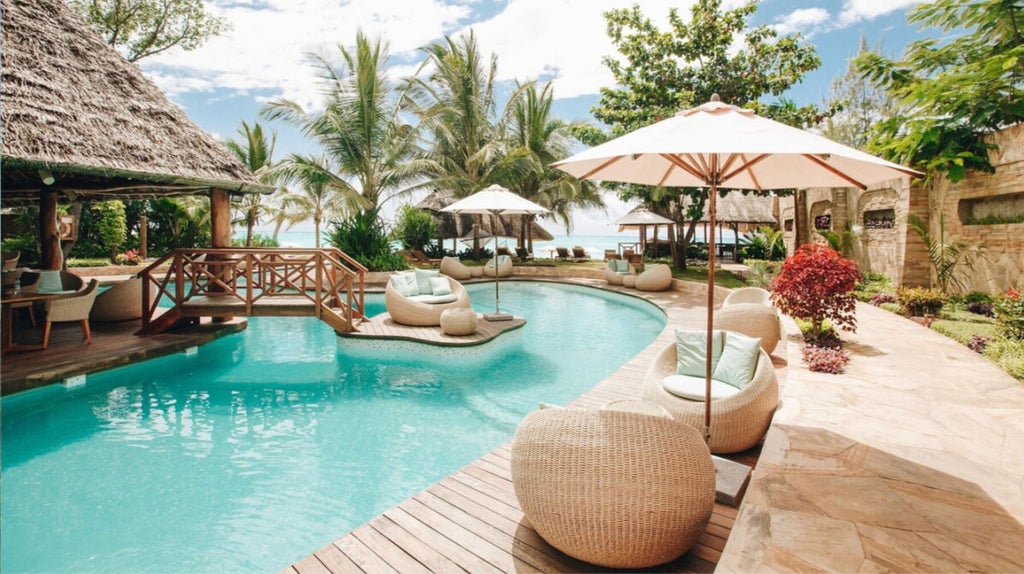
<box><xmin>511</xmin><ymin>406</ymin><xmax>715</xmax><ymax>568</ymax></box>
<box><xmin>20</xmin><ymin>270</ymin><xmax>85</xmax><ymax>293</ymax></box>
<box><xmin>384</xmin><ymin>276</ymin><xmax>471</xmax><ymax>326</ymax></box>
<box><xmin>439</xmin><ymin>256</ymin><xmax>473</xmax><ymax>281</ymax></box>
<box><xmin>635</xmin><ymin>263</ymin><xmax>673</xmax><ymax>291</ymax></box>
<box><xmin>723</xmin><ymin>286</ymin><xmax>771</xmax><ymax>306</ymax></box>
<box><xmin>2</xmin><ymin>253</ymin><xmax>20</xmax><ymax>271</ymax></box>
<box><xmin>641</xmin><ymin>339</ymin><xmax>779</xmax><ymax>453</ymax></box>
<box><xmin>715</xmin><ymin>302</ymin><xmax>782</xmax><ymax>354</ymax></box>
<box><xmin>40</xmin><ymin>279</ymin><xmax>100</xmax><ymax>349</ymax></box>
<box><xmin>482</xmin><ymin>255</ymin><xmax>512</xmax><ymax>278</ymax></box>
<box><xmin>90</xmin><ymin>276</ymin><xmax>158</xmax><ymax>322</ymax></box>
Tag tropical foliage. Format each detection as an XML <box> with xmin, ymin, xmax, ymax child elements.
<box><xmin>225</xmin><ymin>121</ymin><xmax>282</xmax><ymax>247</ymax></box>
<box><xmin>325</xmin><ymin>210</ymin><xmax>405</xmax><ymax>271</ymax></box>
<box><xmin>71</xmin><ymin>0</ymin><xmax>228</xmax><ymax>62</ymax></box>
<box><xmin>906</xmin><ymin>213</ymin><xmax>983</xmax><ymax>295</ymax></box>
<box><xmin>854</xmin><ymin>0</ymin><xmax>1024</xmax><ymax>182</ymax></box>
<box><xmin>392</xmin><ymin>205</ymin><xmax>436</xmax><ymax>252</ymax></box>
<box><xmin>771</xmin><ymin>244</ymin><xmax>860</xmax><ymax>338</ymax></box>
<box><xmin>738</xmin><ymin>226</ymin><xmax>785</xmax><ymax>261</ymax></box>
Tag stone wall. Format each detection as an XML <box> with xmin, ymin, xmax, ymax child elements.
<box><xmin>930</xmin><ymin>122</ymin><xmax>1024</xmax><ymax>292</ymax></box>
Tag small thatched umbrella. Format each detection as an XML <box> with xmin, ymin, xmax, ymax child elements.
<box><xmin>616</xmin><ymin>205</ymin><xmax>677</xmax><ymax>258</ymax></box>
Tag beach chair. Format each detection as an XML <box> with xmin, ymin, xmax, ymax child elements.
<box><xmin>515</xmin><ymin>247</ymin><xmax>533</xmax><ymax>261</ymax></box>
<box><xmin>572</xmin><ymin>246</ymin><xmax>589</xmax><ymax>261</ymax></box>
<box><xmin>555</xmin><ymin>247</ymin><xmax>571</xmax><ymax>261</ymax></box>
<box><xmin>411</xmin><ymin>250</ymin><xmax>440</xmax><ymax>267</ymax></box>
<box><xmin>604</xmin><ymin>249</ymin><xmax>619</xmax><ymax>261</ymax></box>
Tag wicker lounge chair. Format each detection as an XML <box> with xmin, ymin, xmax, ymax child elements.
<box><xmin>90</xmin><ymin>276</ymin><xmax>159</xmax><ymax>322</ymax></box>
<box><xmin>723</xmin><ymin>286</ymin><xmax>771</xmax><ymax>306</ymax></box>
<box><xmin>603</xmin><ymin>260</ymin><xmax>636</xmax><ymax>285</ymax></box>
<box><xmin>635</xmin><ymin>263</ymin><xmax>673</xmax><ymax>291</ymax></box>
<box><xmin>38</xmin><ymin>279</ymin><xmax>100</xmax><ymax>349</ymax></box>
<box><xmin>384</xmin><ymin>273</ymin><xmax>471</xmax><ymax>326</ymax></box>
<box><xmin>511</xmin><ymin>404</ymin><xmax>715</xmax><ymax>568</ymax></box>
<box><xmin>641</xmin><ymin>335</ymin><xmax>779</xmax><ymax>453</ymax></box>
<box><xmin>715</xmin><ymin>302</ymin><xmax>782</xmax><ymax>354</ymax></box>
<box><xmin>439</xmin><ymin>256</ymin><xmax>473</xmax><ymax>281</ymax></box>
<box><xmin>482</xmin><ymin>255</ymin><xmax>512</xmax><ymax>278</ymax></box>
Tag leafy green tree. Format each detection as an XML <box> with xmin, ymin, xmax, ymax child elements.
<box><xmin>391</xmin><ymin>205</ymin><xmax>436</xmax><ymax>252</ymax></box>
<box><xmin>144</xmin><ymin>198</ymin><xmax>210</xmax><ymax>255</ymax></box>
<box><xmin>78</xmin><ymin>200</ymin><xmax>127</xmax><ymax>262</ymax></box>
<box><xmin>507</xmin><ymin>82</ymin><xmax>604</xmax><ymax>248</ymax></box>
<box><xmin>71</xmin><ymin>0</ymin><xmax>228</xmax><ymax>62</ymax></box>
<box><xmin>264</xmin><ymin>32</ymin><xmax>421</xmax><ymax>213</ymax></box>
<box><xmin>588</xmin><ymin>0</ymin><xmax>822</xmax><ymax>267</ymax></box>
<box><xmin>855</xmin><ymin>0</ymin><xmax>1024</xmax><ymax>182</ymax></box>
<box><xmin>225</xmin><ymin>121</ymin><xmax>282</xmax><ymax>246</ymax></box>
<box><xmin>822</xmin><ymin>36</ymin><xmax>898</xmax><ymax>151</ymax></box>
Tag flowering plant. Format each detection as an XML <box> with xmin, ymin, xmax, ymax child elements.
<box><xmin>993</xmin><ymin>287</ymin><xmax>1024</xmax><ymax>340</ymax></box>
<box><xmin>116</xmin><ymin>249</ymin><xmax>141</xmax><ymax>265</ymax></box>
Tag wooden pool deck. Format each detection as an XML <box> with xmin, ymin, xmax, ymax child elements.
<box><xmin>340</xmin><ymin>313</ymin><xmax>526</xmax><ymax>346</ymax></box>
<box><xmin>280</xmin><ymin>278</ymin><xmax>770</xmax><ymax>574</ymax></box>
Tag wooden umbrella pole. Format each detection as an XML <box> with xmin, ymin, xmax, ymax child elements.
<box><xmin>704</xmin><ymin>165</ymin><xmax>719</xmax><ymax>443</ymax></box>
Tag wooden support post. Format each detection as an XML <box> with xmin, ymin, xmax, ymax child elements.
<box><xmin>39</xmin><ymin>190</ymin><xmax>62</xmax><ymax>270</ymax></box>
<box><xmin>209</xmin><ymin>189</ymin><xmax>233</xmax><ymax>320</ymax></box>
<box><xmin>139</xmin><ymin>215</ymin><xmax>148</xmax><ymax>260</ymax></box>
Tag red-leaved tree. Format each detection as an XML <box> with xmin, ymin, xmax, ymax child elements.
<box><xmin>771</xmin><ymin>244</ymin><xmax>860</xmax><ymax>337</ymax></box>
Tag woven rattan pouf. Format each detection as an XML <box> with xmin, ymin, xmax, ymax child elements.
<box><xmin>510</xmin><ymin>407</ymin><xmax>716</xmax><ymax>568</ymax></box>
<box><xmin>439</xmin><ymin>307</ymin><xmax>478</xmax><ymax>335</ymax></box>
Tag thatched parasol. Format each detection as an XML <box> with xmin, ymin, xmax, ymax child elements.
<box><xmin>0</xmin><ymin>0</ymin><xmax>273</xmax><ymax>205</ymax></box>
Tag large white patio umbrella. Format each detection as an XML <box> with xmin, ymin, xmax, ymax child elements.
<box><xmin>441</xmin><ymin>184</ymin><xmax>549</xmax><ymax>321</ymax></box>
<box><xmin>552</xmin><ymin>95</ymin><xmax>921</xmax><ymax>441</ymax></box>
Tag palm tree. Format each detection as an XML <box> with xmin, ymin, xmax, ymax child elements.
<box><xmin>405</xmin><ymin>31</ymin><xmax>537</xmax><ymax>253</ymax></box>
<box><xmin>262</xmin><ymin>31</ymin><xmax>422</xmax><ymax>213</ymax></box>
<box><xmin>225</xmin><ymin>121</ymin><xmax>281</xmax><ymax>246</ymax></box>
<box><xmin>273</xmin><ymin>154</ymin><xmax>348</xmax><ymax>247</ymax></box>
<box><xmin>508</xmin><ymin>81</ymin><xmax>604</xmax><ymax>250</ymax></box>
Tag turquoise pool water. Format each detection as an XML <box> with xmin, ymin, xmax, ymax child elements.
<box><xmin>1</xmin><ymin>282</ymin><xmax>665</xmax><ymax>573</ymax></box>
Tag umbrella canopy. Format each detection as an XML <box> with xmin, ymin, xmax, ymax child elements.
<box><xmin>441</xmin><ymin>185</ymin><xmax>549</xmax><ymax>318</ymax></box>
<box><xmin>615</xmin><ymin>205</ymin><xmax>676</xmax><ymax>226</ymax></box>
<box><xmin>553</xmin><ymin>95</ymin><xmax>921</xmax><ymax>440</ymax></box>
<box><xmin>417</xmin><ymin>190</ymin><xmax>553</xmax><ymax>243</ymax></box>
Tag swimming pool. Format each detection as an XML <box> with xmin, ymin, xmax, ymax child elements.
<box><xmin>1</xmin><ymin>282</ymin><xmax>665</xmax><ymax>573</ymax></box>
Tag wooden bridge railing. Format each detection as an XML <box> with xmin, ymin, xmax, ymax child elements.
<box><xmin>138</xmin><ymin>247</ymin><xmax>368</xmax><ymax>335</ymax></box>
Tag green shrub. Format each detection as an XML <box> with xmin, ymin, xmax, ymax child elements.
<box><xmin>326</xmin><ymin>209</ymin><xmax>402</xmax><ymax>271</ymax></box>
<box><xmin>232</xmin><ymin>233</ymin><xmax>279</xmax><ymax>248</ymax></box>
<box><xmin>1</xmin><ymin>236</ymin><xmax>38</xmax><ymax>268</ymax></box>
<box><xmin>993</xmin><ymin>287</ymin><xmax>1024</xmax><ymax>340</ymax></box>
<box><xmin>369</xmin><ymin>252</ymin><xmax>409</xmax><ymax>272</ymax></box>
<box><xmin>853</xmin><ymin>272</ymin><xmax>894</xmax><ymax>302</ymax></box>
<box><xmin>983</xmin><ymin>337</ymin><xmax>1024</xmax><ymax>381</ymax></box>
<box><xmin>743</xmin><ymin>259</ymin><xmax>777</xmax><ymax>289</ymax></box>
<box><xmin>897</xmin><ymin>286</ymin><xmax>947</xmax><ymax>316</ymax></box>
<box><xmin>962</xmin><ymin>291</ymin><xmax>994</xmax><ymax>305</ymax></box>
<box><xmin>392</xmin><ymin>205</ymin><xmax>436</xmax><ymax>251</ymax></box>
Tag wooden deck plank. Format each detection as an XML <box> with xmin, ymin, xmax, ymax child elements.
<box><xmin>351</xmin><ymin>522</ymin><xmax>431</xmax><ymax>574</ymax></box>
<box><xmin>291</xmin><ymin>553</ymin><xmax>332</xmax><ymax>574</ymax></box>
<box><xmin>366</xmin><ymin>516</ymin><xmax>466</xmax><ymax>574</ymax></box>
<box><xmin>312</xmin><ymin>543</ymin><xmax>364</xmax><ymax>574</ymax></box>
<box><xmin>332</xmin><ymin>536</ymin><xmax>399</xmax><ymax>574</ymax></box>
<box><xmin>383</xmin><ymin>507</ymin><xmax>504</xmax><ymax>574</ymax></box>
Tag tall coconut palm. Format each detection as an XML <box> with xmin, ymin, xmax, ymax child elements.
<box><xmin>406</xmin><ymin>31</ymin><xmax>537</xmax><ymax>253</ymax></box>
<box><xmin>225</xmin><ymin>120</ymin><xmax>281</xmax><ymax>246</ymax></box>
<box><xmin>272</xmin><ymin>154</ymin><xmax>348</xmax><ymax>248</ymax></box>
<box><xmin>262</xmin><ymin>31</ymin><xmax>422</xmax><ymax>213</ymax></box>
<box><xmin>508</xmin><ymin>81</ymin><xmax>604</xmax><ymax>249</ymax></box>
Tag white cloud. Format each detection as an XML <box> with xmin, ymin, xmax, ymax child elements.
<box><xmin>772</xmin><ymin>7</ymin><xmax>830</xmax><ymax>36</ymax></box>
<box><xmin>837</xmin><ymin>0</ymin><xmax>921</xmax><ymax>28</ymax></box>
<box><xmin>144</xmin><ymin>0</ymin><xmax>472</xmax><ymax>110</ymax></box>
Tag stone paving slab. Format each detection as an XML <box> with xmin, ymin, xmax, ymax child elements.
<box><xmin>718</xmin><ymin>302</ymin><xmax>1024</xmax><ymax>573</ymax></box>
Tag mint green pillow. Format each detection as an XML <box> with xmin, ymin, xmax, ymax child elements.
<box><xmin>675</xmin><ymin>329</ymin><xmax>723</xmax><ymax>377</ymax></box>
<box><xmin>713</xmin><ymin>331</ymin><xmax>762</xmax><ymax>389</ymax></box>
<box><xmin>390</xmin><ymin>272</ymin><xmax>419</xmax><ymax>297</ymax></box>
<box><xmin>429</xmin><ymin>276</ymin><xmax>452</xmax><ymax>296</ymax></box>
<box><xmin>414</xmin><ymin>268</ymin><xmax>439</xmax><ymax>295</ymax></box>
<box><xmin>615</xmin><ymin>259</ymin><xmax>630</xmax><ymax>273</ymax></box>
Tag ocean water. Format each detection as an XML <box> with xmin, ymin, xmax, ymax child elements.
<box><xmin>251</xmin><ymin>230</ymin><xmax>738</xmax><ymax>259</ymax></box>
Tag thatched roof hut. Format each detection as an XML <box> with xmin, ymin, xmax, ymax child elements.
<box><xmin>681</xmin><ymin>192</ymin><xmax>777</xmax><ymax>225</ymax></box>
<box><xmin>415</xmin><ymin>190</ymin><xmax>554</xmax><ymax>242</ymax></box>
<box><xmin>0</xmin><ymin>0</ymin><xmax>272</xmax><ymax>206</ymax></box>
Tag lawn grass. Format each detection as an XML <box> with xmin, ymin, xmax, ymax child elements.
<box><xmin>673</xmin><ymin>266</ymin><xmax>747</xmax><ymax>288</ymax></box>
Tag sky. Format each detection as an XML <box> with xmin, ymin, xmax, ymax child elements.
<box><xmin>139</xmin><ymin>0</ymin><xmax>929</xmax><ymax>236</ymax></box>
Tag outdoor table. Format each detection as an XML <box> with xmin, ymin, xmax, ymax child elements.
<box><xmin>1</xmin><ymin>292</ymin><xmax>57</xmax><ymax>353</ymax></box>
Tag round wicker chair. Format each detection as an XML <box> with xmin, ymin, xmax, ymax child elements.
<box><xmin>439</xmin><ymin>256</ymin><xmax>473</xmax><ymax>281</ymax></box>
<box><xmin>635</xmin><ymin>263</ymin><xmax>673</xmax><ymax>291</ymax></box>
<box><xmin>715</xmin><ymin>302</ymin><xmax>782</xmax><ymax>354</ymax></box>
<box><xmin>90</xmin><ymin>276</ymin><xmax>159</xmax><ymax>322</ymax></box>
<box><xmin>603</xmin><ymin>261</ymin><xmax>636</xmax><ymax>285</ymax></box>
<box><xmin>482</xmin><ymin>255</ymin><xmax>513</xmax><ymax>278</ymax></box>
<box><xmin>641</xmin><ymin>340</ymin><xmax>779</xmax><ymax>453</ymax></box>
<box><xmin>723</xmin><ymin>286</ymin><xmax>771</xmax><ymax>306</ymax></box>
<box><xmin>511</xmin><ymin>406</ymin><xmax>716</xmax><ymax>568</ymax></box>
<box><xmin>384</xmin><ymin>276</ymin><xmax>471</xmax><ymax>327</ymax></box>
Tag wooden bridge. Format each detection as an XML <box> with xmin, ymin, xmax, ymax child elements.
<box><xmin>139</xmin><ymin>248</ymin><xmax>367</xmax><ymax>335</ymax></box>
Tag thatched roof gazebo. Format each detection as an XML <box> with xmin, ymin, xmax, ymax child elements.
<box><xmin>616</xmin><ymin>205</ymin><xmax>676</xmax><ymax>256</ymax></box>
<box><xmin>415</xmin><ymin>190</ymin><xmax>553</xmax><ymax>254</ymax></box>
<box><xmin>1</xmin><ymin>0</ymin><xmax>272</xmax><ymax>268</ymax></box>
<box><xmin>681</xmin><ymin>192</ymin><xmax>778</xmax><ymax>259</ymax></box>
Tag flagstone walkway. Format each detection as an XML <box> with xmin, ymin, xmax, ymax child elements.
<box><xmin>719</xmin><ymin>302</ymin><xmax>1024</xmax><ymax>572</ymax></box>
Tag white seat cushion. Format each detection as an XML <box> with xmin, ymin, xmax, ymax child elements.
<box><xmin>662</xmin><ymin>374</ymin><xmax>740</xmax><ymax>401</ymax></box>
